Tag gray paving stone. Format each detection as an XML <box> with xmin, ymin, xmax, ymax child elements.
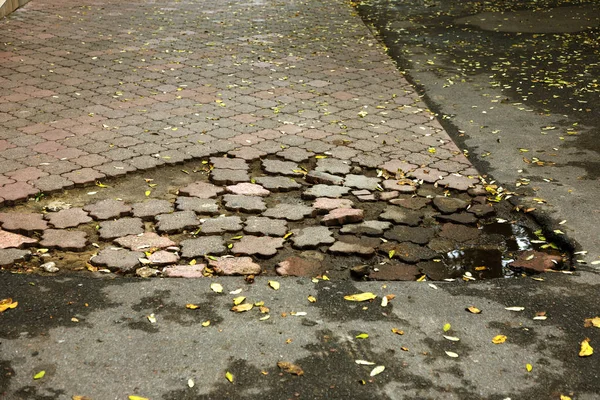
<box><xmin>228</xmin><ymin>147</ymin><xmax>267</xmax><ymax>160</ymax></box>
<box><xmin>210</xmin><ymin>168</ymin><xmax>250</xmax><ymax>185</ymax></box>
<box><xmin>302</xmin><ymin>184</ymin><xmax>350</xmax><ymax>199</ymax></box>
<box><xmin>340</xmin><ymin>220</ymin><xmax>392</xmax><ymax>236</ymax></box>
<box><xmin>244</xmin><ymin>217</ymin><xmax>288</xmax><ymax>236</ymax></box>
<box><xmin>0</xmin><ymin>229</ymin><xmax>37</xmax><ymax>249</ymax></box>
<box><xmin>432</xmin><ymin>196</ymin><xmax>469</xmax><ymax>214</ymax></box>
<box><xmin>155</xmin><ymin>211</ymin><xmax>199</xmax><ymax>233</ymax></box>
<box><xmin>175</xmin><ymin>197</ymin><xmax>219</xmax><ymax>215</ymax></box>
<box><xmin>44</xmin><ymin>208</ymin><xmax>92</xmax><ymax>228</ymax></box>
<box><xmin>0</xmin><ymin>248</ymin><xmax>31</xmax><ymax>266</ymax></box>
<box><xmin>262</xmin><ymin>159</ymin><xmax>303</xmax><ymax>176</ymax></box>
<box><xmin>305</xmin><ymin>171</ymin><xmax>344</xmax><ymax>185</ymax></box>
<box><xmin>90</xmin><ymin>248</ymin><xmax>143</xmax><ymax>272</ymax></box>
<box><xmin>389</xmin><ymin>197</ymin><xmax>431</xmax><ymax>210</ymax></box>
<box><xmin>180</xmin><ymin>181</ymin><xmax>225</xmax><ymax>198</ymax></box>
<box><xmin>329</xmin><ymin>236</ymin><xmax>379</xmax><ymax>255</ymax></box>
<box><xmin>290</xmin><ymin>226</ymin><xmax>335</xmax><ymax>249</ymax></box>
<box><xmin>162</xmin><ymin>264</ymin><xmax>206</xmax><ymax>278</ymax></box>
<box><xmin>148</xmin><ymin>250</ymin><xmax>180</xmax><ymax>266</ymax></box>
<box><xmin>315</xmin><ymin>158</ymin><xmax>351</xmax><ymax>175</ymax></box>
<box><xmin>114</xmin><ymin>232</ymin><xmax>176</xmax><ymax>250</ymax></box>
<box><xmin>379</xmin><ymin>191</ymin><xmax>400</xmax><ymax>201</ymax></box>
<box><xmin>276</xmin><ymin>256</ymin><xmax>322</xmax><ymax>276</ymax></box>
<box><xmin>311</xmin><ymin>198</ymin><xmax>354</xmax><ymax>215</ymax></box>
<box><xmin>263</xmin><ymin>203</ymin><xmax>313</xmax><ymax>221</ymax></box>
<box><xmin>132</xmin><ymin>199</ymin><xmax>174</xmax><ymax>220</ymax></box>
<box><xmin>84</xmin><ymin>200</ymin><xmax>132</xmax><ymax>220</ymax></box>
<box><xmin>226</xmin><ymin>182</ymin><xmax>270</xmax><ymax>197</ymax></box>
<box><xmin>223</xmin><ymin>194</ymin><xmax>267</xmax><ymax>213</ymax></box>
<box><xmin>40</xmin><ymin>229</ymin><xmax>88</xmax><ymax>251</ymax></box>
<box><xmin>180</xmin><ymin>236</ymin><xmax>227</xmax><ymax>258</ymax></box>
<box><xmin>276</xmin><ymin>147</ymin><xmax>313</xmax><ymax>162</ymax></box>
<box><xmin>98</xmin><ymin>218</ymin><xmax>144</xmax><ymax>240</ymax></box>
<box><xmin>379</xmin><ymin>206</ymin><xmax>422</xmax><ymax>226</ymax></box>
<box><xmin>209</xmin><ymin>157</ymin><xmax>249</xmax><ymax>170</ymax></box>
<box><xmin>208</xmin><ymin>256</ymin><xmax>262</xmax><ymax>275</ymax></box>
<box><xmin>0</xmin><ymin>213</ymin><xmax>48</xmax><ymax>233</ymax></box>
<box><xmin>254</xmin><ymin>176</ymin><xmax>302</xmax><ymax>192</ymax></box>
<box><xmin>200</xmin><ymin>216</ymin><xmax>243</xmax><ymax>234</ymax></box>
<box><xmin>384</xmin><ymin>226</ymin><xmax>435</xmax><ymax>245</ymax></box>
<box><xmin>321</xmin><ymin>208</ymin><xmax>364</xmax><ymax>226</ymax></box>
<box><xmin>232</xmin><ymin>236</ymin><xmax>284</xmax><ymax>257</ymax></box>
<box><xmin>343</xmin><ymin>174</ymin><xmax>381</xmax><ymax>190</ymax></box>
<box><xmin>381</xmin><ymin>242</ymin><xmax>439</xmax><ymax>263</ymax></box>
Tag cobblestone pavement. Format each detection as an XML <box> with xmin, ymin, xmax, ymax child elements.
<box><xmin>0</xmin><ymin>0</ymin><xmax>565</xmax><ymax>279</ymax></box>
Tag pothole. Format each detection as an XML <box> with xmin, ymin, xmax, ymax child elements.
<box><xmin>0</xmin><ymin>155</ymin><xmax>569</xmax><ymax>281</ymax></box>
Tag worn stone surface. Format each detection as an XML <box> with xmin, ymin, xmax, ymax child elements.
<box><xmin>343</xmin><ymin>174</ymin><xmax>381</xmax><ymax>190</ymax></box>
<box><xmin>432</xmin><ymin>196</ymin><xmax>469</xmax><ymax>214</ymax></box>
<box><xmin>0</xmin><ymin>213</ymin><xmax>48</xmax><ymax>233</ymax></box>
<box><xmin>45</xmin><ymin>208</ymin><xmax>92</xmax><ymax>229</ymax></box>
<box><xmin>226</xmin><ymin>182</ymin><xmax>270</xmax><ymax>197</ymax></box>
<box><xmin>98</xmin><ymin>218</ymin><xmax>144</xmax><ymax>240</ymax></box>
<box><xmin>379</xmin><ymin>191</ymin><xmax>399</xmax><ymax>201</ymax></box>
<box><xmin>302</xmin><ymin>184</ymin><xmax>350</xmax><ymax>199</ymax></box>
<box><xmin>254</xmin><ymin>176</ymin><xmax>302</xmax><ymax>191</ymax></box>
<box><xmin>290</xmin><ymin>226</ymin><xmax>335</xmax><ymax>249</ymax></box>
<box><xmin>132</xmin><ymin>200</ymin><xmax>174</xmax><ymax>220</ymax></box>
<box><xmin>210</xmin><ymin>157</ymin><xmax>248</xmax><ymax>170</ymax></box>
<box><xmin>210</xmin><ymin>169</ymin><xmax>250</xmax><ymax>185</ymax></box>
<box><xmin>200</xmin><ymin>216</ymin><xmax>243</xmax><ymax>234</ymax></box>
<box><xmin>0</xmin><ymin>248</ymin><xmax>31</xmax><ymax>266</ymax></box>
<box><xmin>418</xmin><ymin>261</ymin><xmax>452</xmax><ymax>281</ymax></box>
<box><xmin>321</xmin><ymin>208</ymin><xmax>364</xmax><ymax>226</ymax></box>
<box><xmin>390</xmin><ymin>197</ymin><xmax>431</xmax><ymax>210</ymax></box>
<box><xmin>379</xmin><ymin>206</ymin><xmax>422</xmax><ymax>226</ymax></box>
<box><xmin>312</xmin><ymin>198</ymin><xmax>354</xmax><ymax>215</ymax></box>
<box><xmin>114</xmin><ymin>232</ymin><xmax>176</xmax><ymax>251</ymax></box>
<box><xmin>276</xmin><ymin>256</ymin><xmax>322</xmax><ymax>276</ymax></box>
<box><xmin>0</xmin><ymin>229</ymin><xmax>37</xmax><ymax>248</ymax></box>
<box><xmin>149</xmin><ymin>250</ymin><xmax>180</xmax><ymax>266</ymax></box>
<box><xmin>305</xmin><ymin>171</ymin><xmax>344</xmax><ymax>185</ymax></box>
<box><xmin>340</xmin><ymin>220</ymin><xmax>392</xmax><ymax>236</ymax></box>
<box><xmin>436</xmin><ymin>213</ymin><xmax>478</xmax><ymax>225</ymax></box>
<box><xmin>467</xmin><ymin>203</ymin><xmax>496</xmax><ymax>218</ymax></box>
<box><xmin>175</xmin><ymin>197</ymin><xmax>219</xmax><ymax>215</ymax></box>
<box><xmin>209</xmin><ymin>256</ymin><xmax>262</xmax><ymax>275</ymax></box>
<box><xmin>437</xmin><ymin>174</ymin><xmax>479</xmax><ymax>191</ymax></box>
<box><xmin>83</xmin><ymin>200</ymin><xmax>132</xmax><ymax>220</ymax></box>
<box><xmin>369</xmin><ymin>263</ymin><xmax>420</xmax><ymax>281</ymax></box>
<box><xmin>162</xmin><ymin>264</ymin><xmax>206</xmax><ymax>278</ymax></box>
<box><xmin>232</xmin><ymin>236</ymin><xmax>284</xmax><ymax>257</ymax></box>
<box><xmin>244</xmin><ymin>217</ymin><xmax>288</xmax><ymax>236</ymax></box>
<box><xmin>382</xmin><ymin>242</ymin><xmax>439</xmax><ymax>263</ymax></box>
<box><xmin>262</xmin><ymin>159</ymin><xmax>302</xmax><ymax>176</ymax></box>
<box><xmin>316</xmin><ymin>158</ymin><xmax>351</xmax><ymax>175</ymax></box>
<box><xmin>181</xmin><ymin>236</ymin><xmax>227</xmax><ymax>258</ymax></box>
<box><xmin>179</xmin><ymin>181</ymin><xmax>225</xmax><ymax>198</ymax></box>
<box><xmin>510</xmin><ymin>250</ymin><xmax>562</xmax><ymax>272</ymax></box>
<box><xmin>384</xmin><ymin>226</ymin><xmax>436</xmax><ymax>245</ymax></box>
<box><xmin>382</xmin><ymin>180</ymin><xmax>417</xmax><ymax>193</ymax></box>
<box><xmin>40</xmin><ymin>229</ymin><xmax>87</xmax><ymax>251</ymax></box>
<box><xmin>263</xmin><ymin>204</ymin><xmax>313</xmax><ymax>221</ymax></box>
<box><xmin>90</xmin><ymin>249</ymin><xmax>143</xmax><ymax>272</ymax></box>
<box><xmin>329</xmin><ymin>236</ymin><xmax>379</xmax><ymax>255</ymax></box>
<box><xmin>439</xmin><ymin>223</ymin><xmax>480</xmax><ymax>242</ymax></box>
<box><xmin>155</xmin><ymin>211</ymin><xmax>199</xmax><ymax>233</ymax></box>
<box><xmin>223</xmin><ymin>194</ymin><xmax>267</xmax><ymax>213</ymax></box>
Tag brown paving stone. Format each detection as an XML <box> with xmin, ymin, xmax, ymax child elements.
<box><xmin>435</xmin><ymin>213</ymin><xmax>478</xmax><ymax>225</ymax></box>
<box><xmin>208</xmin><ymin>256</ymin><xmax>262</xmax><ymax>276</ymax></box>
<box><xmin>45</xmin><ymin>208</ymin><xmax>92</xmax><ymax>228</ymax></box>
<box><xmin>5</xmin><ymin>167</ymin><xmax>48</xmax><ymax>182</ymax></box>
<box><xmin>384</xmin><ymin>226</ymin><xmax>436</xmax><ymax>245</ymax></box>
<box><xmin>432</xmin><ymin>196</ymin><xmax>469</xmax><ymax>214</ymax></box>
<box><xmin>510</xmin><ymin>250</ymin><xmax>562</xmax><ymax>272</ymax></box>
<box><xmin>467</xmin><ymin>203</ymin><xmax>495</xmax><ymax>218</ymax></box>
<box><xmin>382</xmin><ymin>242</ymin><xmax>439</xmax><ymax>263</ymax></box>
<box><xmin>438</xmin><ymin>174</ymin><xmax>479</xmax><ymax>191</ymax></box>
<box><xmin>0</xmin><ymin>229</ymin><xmax>37</xmax><ymax>248</ymax></box>
<box><xmin>210</xmin><ymin>168</ymin><xmax>250</xmax><ymax>185</ymax></box>
<box><xmin>305</xmin><ymin>171</ymin><xmax>344</xmax><ymax>185</ymax></box>
<box><xmin>98</xmin><ymin>218</ymin><xmax>144</xmax><ymax>240</ymax></box>
<box><xmin>232</xmin><ymin>235</ymin><xmax>284</xmax><ymax>257</ymax></box>
<box><xmin>179</xmin><ymin>181</ymin><xmax>225</xmax><ymax>198</ymax></box>
<box><xmin>379</xmin><ymin>206</ymin><xmax>422</xmax><ymax>226</ymax></box>
<box><xmin>369</xmin><ymin>263</ymin><xmax>420</xmax><ymax>281</ymax></box>
<box><xmin>381</xmin><ymin>180</ymin><xmax>418</xmax><ymax>193</ymax></box>
<box><xmin>40</xmin><ymin>229</ymin><xmax>87</xmax><ymax>251</ymax></box>
<box><xmin>312</xmin><ymin>198</ymin><xmax>354</xmax><ymax>215</ymax></box>
<box><xmin>321</xmin><ymin>208</ymin><xmax>364</xmax><ymax>226</ymax></box>
<box><xmin>340</xmin><ymin>220</ymin><xmax>392</xmax><ymax>236</ymax></box>
<box><xmin>84</xmin><ymin>199</ymin><xmax>132</xmax><ymax>220</ymax></box>
<box><xmin>439</xmin><ymin>223</ymin><xmax>480</xmax><ymax>242</ymax></box>
<box><xmin>276</xmin><ymin>256</ymin><xmax>322</xmax><ymax>276</ymax></box>
<box><xmin>31</xmin><ymin>175</ymin><xmax>76</xmax><ymax>192</ymax></box>
<box><xmin>0</xmin><ymin>213</ymin><xmax>48</xmax><ymax>233</ymax></box>
<box><xmin>389</xmin><ymin>197</ymin><xmax>431</xmax><ymax>210</ymax></box>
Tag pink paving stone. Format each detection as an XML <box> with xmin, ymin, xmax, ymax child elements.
<box><xmin>0</xmin><ymin>176</ymin><xmax>15</xmax><ymax>187</ymax></box>
<box><xmin>510</xmin><ymin>250</ymin><xmax>563</xmax><ymax>273</ymax></box>
<box><xmin>114</xmin><ymin>232</ymin><xmax>177</xmax><ymax>250</ymax></box>
<box><xmin>225</xmin><ymin>182</ymin><xmax>270</xmax><ymax>197</ymax></box>
<box><xmin>208</xmin><ymin>256</ymin><xmax>262</xmax><ymax>276</ymax></box>
<box><xmin>379</xmin><ymin>160</ymin><xmax>418</xmax><ymax>175</ymax></box>
<box><xmin>0</xmin><ymin>212</ymin><xmax>48</xmax><ymax>232</ymax></box>
<box><xmin>312</xmin><ymin>198</ymin><xmax>354</xmax><ymax>215</ymax></box>
<box><xmin>437</xmin><ymin>174</ymin><xmax>480</xmax><ymax>191</ymax></box>
<box><xmin>0</xmin><ymin>229</ymin><xmax>37</xmax><ymax>248</ymax></box>
<box><xmin>149</xmin><ymin>250</ymin><xmax>180</xmax><ymax>266</ymax></box>
<box><xmin>162</xmin><ymin>264</ymin><xmax>206</xmax><ymax>278</ymax></box>
<box><xmin>62</xmin><ymin>168</ymin><xmax>106</xmax><ymax>186</ymax></box>
<box><xmin>232</xmin><ymin>236</ymin><xmax>284</xmax><ymax>257</ymax></box>
<box><xmin>179</xmin><ymin>181</ymin><xmax>225</xmax><ymax>198</ymax></box>
<box><xmin>381</xmin><ymin>180</ymin><xmax>417</xmax><ymax>193</ymax></box>
<box><xmin>44</xmin><ymin>208</ymin><xmax>92</xmax><ymax>228</ymax></box>
<box><xmin>71</xmin><ymin>154</ymin><xmax>109</xmax><ymax>168</ymax></box>
<box><xmin>321</xmin><ymin>208</ymin><xmax>364</xmax><ymax>226</ymax></box>
<box><xmin>408</xmin><ymin>167</ymin><xmax>447</xmax><ymax>183</ymax></box>
<box><xmin>39</xmin><ymin>229</ymin><xmax>88</xmax><ymax>251</ymax></box>
<box><xmin>0</xmin><ymin>182</ymin><xmax>39</xmax><ymax>202</ymax></box>
<box><xmin>29</xmin><ymin>141</ymin><xmax>66</xmax><ymax>154</ymax></box>
<box><xmin>276</xmin><ymin>256</ymin><xmax>322</xmax><ymax>277</ymax></box>
<box><xmin>5</xmin><ymin>167</ymin><xmax>48</xmax><ymax>182</ymax></box>
<box><xmin>39</xmin><ymin>129</ymin><xmax>75</xmax><ymax>141</ymax></box>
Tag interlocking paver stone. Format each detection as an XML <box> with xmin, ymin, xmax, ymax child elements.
<box><xmin>0</xmin><ymin>182</ymin><xmax>39</xmax><ymax>202</ymax></box>
<box><xmin>389</xmin><ymin>197</ymin><xmax>432</xmax><ymax>210</ymax></box>
<box><xmin>84</xmin><ymin>199</ymin><xmax>132</xmax><ymax>220</ymax></box>
<box><xmin>155</xmin><ymin>211</ymin><xmax>199</xmax><ymax>233</ymax></box>
<box><xmin>223</xmin><ymin>194</ymin><xmax>267</xmax><ymax>213</ymax></box>
<box><xmin>436</xmin><ymin>213</ymin><xmax>478</xmax><ymax>225</ymax></box>
<box><xmin>132</xmin><ymin>200</ymin><xmax>174</xmax><ymax>220</ymax></box>
<box><xmin>321</xmin><ymin>208</ymin><xmax>364</xmax><ymax>226</ymax></box>
<box><xmin>0</xmin><ymin>213</ymin><xmax>48</xmax><ymax>233</ymax></box>
<box><xmin>208</xmin><ymin>257</ymin><xmax>262</xmax><ymax>275</ymax></box>
<box><xmin>44</xmin><ymin>208</ymin><xmax>92</xmax><ymax>228</ymax></box>
<box><xmin>181</xmin><ymin>236</ymin><xmax>227</xmax><ymax>258</ymax></box>
<box><xmin>276</xmin><ymin>256</ymin><xmax>322</xmax><ymax>276</ymax></box>
<box><xmin>209</xmin><ymin>157</ymin><xmax>249</xmax><ymax>170</ymax></box>
<box><xmin>369</xmin><ymin>263</ymin><xmax>420</xmax><ymax>281</ymax></box>
<box><xmin>0</xmin><ymin>249</ymin><xmax>31</xmax><ymax>266</ymax></box>
<box><xmin>262</xmin><ymin>160</ymin><xmax>302</xmax><ymax>176</ymax></box>
<box><xmin>254</xmin><ymin>176</ymin><xmax>302</xmax><ymax>192</ymax></box>
<box><xmin>114</xmin><ymin>232</ymin><xmax>177</xmax><ymax>250</ymax></box>
<box><xmin>179</xmin><ymin>182</ymin><xmax>225</xmax><ymax>198</ymax></box>
<box><xmin>329</xmin><ymin>236</ymin><xmax>379</xmax><ymax>255</ymax></box>
<box><xmin>467</xmin><ymin>203</ymin><xmax>495</xmax><ymax>218</ymax></box>
<box><xmin>343</xmin><ymin>174</ymin><xmax>381</xmax><ymax>190</ymax></box>
<box><xmin>162</xmin><ymin>264</ymin><xmax>206</xmax><ymax>278</ymax></box>
<box><xmin>226</xmin><ymin>182</ymin><xmax>270</xmax><ymax>197</ymax></box>
<box><xmin>384</xmin><ymin>226</ymin><xmax>435</xmax><ymax>245</ymax></box>
<box><xmin>244</xmin><ymin>217</ymin><xmax>288</xmax><ymax>237</ymax></box>
<box><xmin>98</xmin><ymin>218</ymin><xmax>144</xmax><ymax>240</ymax></box>
<box><xmin>62</xmin><ymin>168</ymin><xmax>106</xmax><ymax>186</ymax></box>
<box><xmin>210</xmin><ymin>168</ymin><xmax>250</xmax><ymax>185</ymax></box>
<box><xmin>90</xmin><ymin>248</ymin><xmax>143</xmax><ymax>273</ymax></box>
<box><xmin>316</xmin><ymin>158</ymin><xmax>351</xmax><ymax>175</ymax></box>
<box><xmin>302</xmin><ymin>184</ymin><xmax>350</xmax><ymax>199</ymax></box>
<box><xmin>232</xmin><ymin>236</ymin><xmax>284</xmax><ymax>257</ymax></box>
<box><xmin>312</xmin><ymin>198</ymin><xmax>354</xmax><ymax>215</ymax></box>
<box><xmin>381</xmin><ymin>180</ymin><xmax>417</xmax><ymax>193</ymax></box>
<box><xmin>306</xmin><ymin>171</ymin><xmax>344</xmax><ymax>185</ymax></box>
<box><xmin>438</xmin><ymin>174</ymin><xmax>479</xmax><ymax>191</ymax></box>
<box><xmin>40</xmin><ymin>229</ymin><xmax>87</xmax><ymax>251</ymax></box>
<box><xmin>201</xmin><ymin>216</ymin><xmax>243</xmax><ymax>234</ymax></box>
<box><xmin>175</xmin><ymin>197</ymin><xmax>220</xmax><ymax>215</ymax></box>
<box><xmin>432</xmin><ymin>196</ymin><xmax>469</xmax><ymax>214</ymax></box>
<box><xmin>149</xmin><ymin>250</ymin><xmax>180</xmax><ymax>266</ymax></box>
<box><xmin>277</xmin><ymin>147</ymin><xmax>313</xmax><ymax>162</ymax></box>
<box><xmin>340</xmin><ymin>220</ymin><xmax>392</xmax><ymax>236</ymax></box>
<box><xmin>379</xmin><ymin>206</ymin><xmax>422</xmax><ymax>226</ymax></box>
<box><xmin>0</xmin><ymin>229</ymin><xmax>37</xmax><ymax>248</ymax></box>
<box><xmin>290</xmin><ymin>226</ymin><xmax>335</xmax><ymax>249</ymax></box>
<box><xmin>263</xmin><ymin>204</ymin><xmax>313</xmax><ymax>221</ymax></box>
<box><xmin>439</xmin><ymin>223</ymin><xmax>480</xmax><ymax>242</ymax></box>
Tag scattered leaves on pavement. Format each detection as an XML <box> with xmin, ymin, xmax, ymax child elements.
<box><xmin>466</xmin><ymin>306</ymin><xmax>481</xmax><ymax>314</ymax></box>
<box><xmin>344</xmin><ymin>292</ymin><xmax>376</xmax><ymax>302</ymax></box>
<box><xmin>492</xmin><ymin>335</ymin><xmax>507</xmax><ymax>344</ymax></box>
<box><xmin>369</xmin><ymin>365</ymin><xmax>385</xmax><ymax>376</ymax></box>
<box><xmin>268</xmin><ymin>280</ymin><xmax>280</xmax><ymax>290</ymax></box>
<box><xmin>579</xmin><ymin>338</ymin><xmax>593</xmax><ymax>357</ymax></box>
<box><xmin>210</xmin><ymin>283</ymin><xmax>223</xmax><ymax>293</ymax></box>
<box><xmin>231</xmin><ymin>303</ymin><xmax>253</xmax><ymax>312</ymax></box>
<box><xmin>0</xmin><ymin>298</ymin><xmax>18</xmax><ymax>313</ymax></box>
<box><xmin>584</xmin><ymin>317</ymin><xmax>600</xmax><ymax>328</ymax></box>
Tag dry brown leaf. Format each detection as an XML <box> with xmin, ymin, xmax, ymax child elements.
<box><xmin>584</xmin><ymin>316</ymin><xmax>600</xmax><ymax>328</ymax></box>
<box><xmin>277</xmin><ymin>361</ymin><xmax>304</xmax><ymax>376</ymax></box>
<box><xmin>231</xmin><ymin>303</ymin><xmax>253</xmax><ymax>312</ymax></box>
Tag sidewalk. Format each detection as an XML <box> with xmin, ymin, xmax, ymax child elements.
<box><xmin>0</xmin><ymin>0</ymin><xmax>597</xmax><ymax>399</ymax></box>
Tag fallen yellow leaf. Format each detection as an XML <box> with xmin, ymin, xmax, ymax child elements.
<box><xmin>268</xmin><ymin>280</ymin><xmax>280</xmax><ymax>290</ymax></box>
<box><xmin>466</xmin><ymin>306</ymin><xmax>481</xmax><ymax>314</ymax></box>
<box><xmin>526</xmin><ymin>363</ymin><xmax>533</xmax><ymax>372</ymax></box>
<box><xmin>579</xmin><ymin>338</ymin><xmax>594</xmax><ymax>357</ymax></box>
<box><xmin>492</xmin><ymin>335</ymin><xmax>507</xmax><ymax>344</ymax></box>
<box><xmin>225</xmin><ymin>371</ymin><xmax>234</xmax><ymax>383</ymax></box>
<box><xmin>233</xmin><ymin>296</ymin><xmax>246</xmax><ymax>306</ymax></box>
<box><xmin>369</xmin><ymin>365</ymin><xmax>385</xmax><ymax>376</ymax></box>
<box><xmin>344</xmin><ymin>292</ymin><xmax>377</xmax><ymax>302</ymax></box>
<box><xmin>391</xmin><ymin>328</ymin><xmax>404</xmax><ymax>335</ymax></box>
<box><xmin>210</xmin><ymin>283</ymin><xmax>223</xmax><ymax>293</ymax></box>
<box><xmin>307</xmin><ymin>295</ymin><xmax>317</xmax><ymax>303</ymax></box>
<box><xmin>231</xmin><ymin>303</ymin><xmax>253</xmax><ymax>312</ymax></box>
<box><xmin>560</xmin><ymin>395</ymin><xmax>572</xmax><ymax>400</ymax></box>
<box><xmin>356</xmin><ymin>333</ymin><xmax>369</xmax><ymax>339</ymax></box>
<box><xmin>72</xmin><ymin>396</ymin><xmax>92</xmax><ymax>400</ymax></box>
<box><xmin>443</xmin><ymin>323</ymin><xmax>451</xmax><ymax>332</ymax></box>
<box><xmin>33</xmin><ymin>370</ymin><xmax>45</xmax><ymax>380</ymax></box>
<box><xmin>129</xmin><ymin>396</ymin><xmax>149</xmax><ymax>400</ymax></box>
<box><xmin>186</xmin><ymin>304</ymin><xmax>199</xmax><ymax>310</ymax></box>
<box><xmin>0</xmin><ymin>298</ymin><xmax>18</xmax><ymax>313</ymax></box>
<box><xmin>584</xmin><ymin>316</ymin><xmax>600</xmax><ymax>328</ymax></box>
<box><xmin>202</xmin><ymin>320</ymin><xmax>210</xmax><ymax>327</ymax></box>
<box><xmin>277</xmin><ymin>361</ymin><xmax>304</xmax><ymax>375</ymax></box>
<box><xmin>147</xmin><ymin>314</ymin><xmax>156</xmax><ymax>323</ymax></box>
<box><xmin>445</xmin><ymin>351</ymin><xmax>459</xmax><ymax>358</ymax></box>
